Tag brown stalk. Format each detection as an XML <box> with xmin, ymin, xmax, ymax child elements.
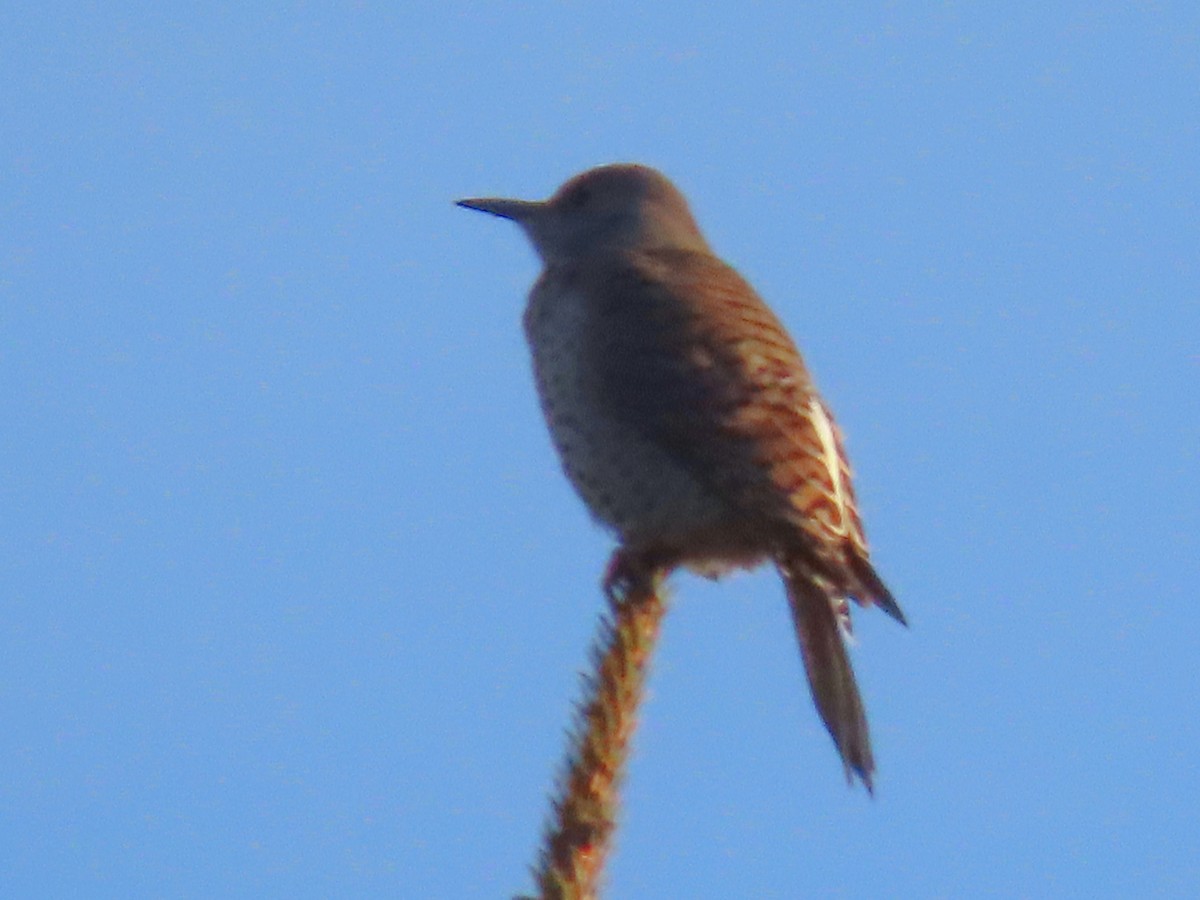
<box><xmin>522</xmin><ymin>572</ymin><xmax>668</xmax><ymax>900</ymax></box>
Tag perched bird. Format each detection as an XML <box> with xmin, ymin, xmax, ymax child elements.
<box><xmin>458</xmin><ymin>164</ymin><xmax>906</xmax><ymax>790</ymax></box>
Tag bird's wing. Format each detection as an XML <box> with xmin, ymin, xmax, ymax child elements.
<box><xmin>580</xmin><ymin>249</ymin><xmax>903</xmax><ymax>621</ymax></box>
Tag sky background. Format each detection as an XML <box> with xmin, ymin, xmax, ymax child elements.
<box><xmin>3</xmin><ymin>3</ymin><xmax>1198</xmax><ymax>897</ymax></box>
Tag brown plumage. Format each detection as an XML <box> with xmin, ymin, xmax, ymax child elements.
<box><xmin>458</xmin><ymin>164</ymin><xmax>906</xmax><ymax>790</ymax></box>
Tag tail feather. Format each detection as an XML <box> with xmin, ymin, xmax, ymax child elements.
<box><xmin>849</xmin><ymin>552</ymin><xmax>908</xmax><ymax>627</ymax></box>
<box><xmin>781</xmin><ymin>560</ymin><xmax>875</xmax><ymax>792</ymax></box>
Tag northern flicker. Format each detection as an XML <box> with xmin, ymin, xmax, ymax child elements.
<box><xmin>458</xmin><ymin>164</ymin><xmax>906</xmax><ymax>790</ymax></box>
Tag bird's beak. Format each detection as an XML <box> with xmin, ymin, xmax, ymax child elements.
<box><xmin>455</xmin><ymin>197</ymin><xmax>543</xmax><ymax>222</ymax></box>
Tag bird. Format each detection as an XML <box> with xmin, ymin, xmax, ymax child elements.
<box><xmin>457</xmin><ymin>164</ymin><xmax>906</xmax><ymax>791</ymax></box>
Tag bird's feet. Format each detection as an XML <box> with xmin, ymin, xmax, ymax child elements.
<box><xmin>602</xmin><ymin>547</ymin><xmax>670</xmax><ymax>606</ymax></box>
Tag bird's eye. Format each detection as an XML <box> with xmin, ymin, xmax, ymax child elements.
<box><xmin>570</xmin><ymin>187</ymin><xmax>592</xmax><ymax>207</ymax></box>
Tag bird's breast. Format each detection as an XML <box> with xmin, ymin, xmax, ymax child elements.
<box><xmin>522</xmin><ymin>276</ymin><xmax>733</xmax><ymax>547</ymax></box>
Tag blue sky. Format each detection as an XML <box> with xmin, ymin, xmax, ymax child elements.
<box><xmin>3</xmin><ymin>4</ymin><xmax>1197</xmax><ymax>897</ymax></box>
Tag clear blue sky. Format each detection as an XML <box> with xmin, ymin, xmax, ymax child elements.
<box><xmin>3</xmin><ymin>4</ymin><xmax>1197</xmax><ymax>897</ymax></box>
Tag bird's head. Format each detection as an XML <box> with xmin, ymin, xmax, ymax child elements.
<box><xmin>457</xmin><ymin>164</ymin><xmax>710</xmax><ymax>264</ymax></box>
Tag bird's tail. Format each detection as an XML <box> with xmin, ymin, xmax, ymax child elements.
<box><xmin>779</xmin><ymin>555</ymin><xmax>874</xmax><ymax>792</ymax></box>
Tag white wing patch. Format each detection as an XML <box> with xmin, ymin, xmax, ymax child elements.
<box><xmin>808</xmin><ymin>396</ymin><xmax>851</xmax><ymax>539</ymax></box>
<box><xmin>808</xmin><ymin>397</ymin><xmax>859</xmax><ymax>636</ymax></box>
